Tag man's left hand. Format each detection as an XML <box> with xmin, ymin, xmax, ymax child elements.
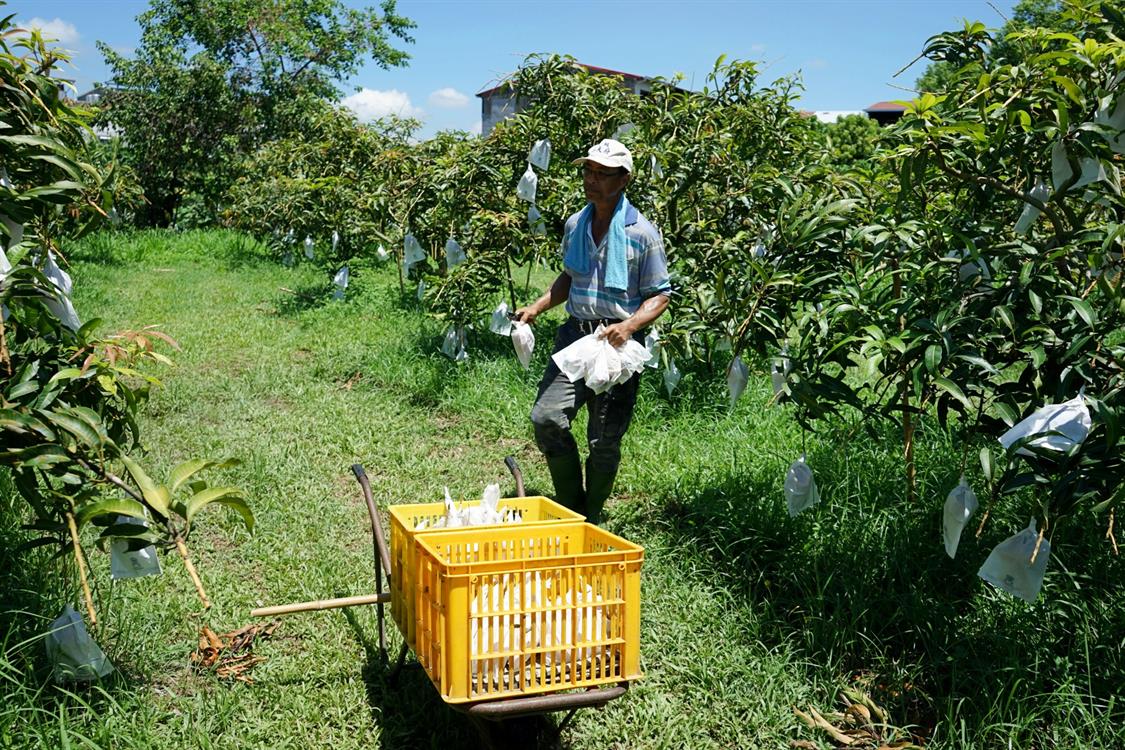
<box><xmin>599</xmin><ymin>321</ymin><xmax>637</xmax><ymax>348</ymax></box>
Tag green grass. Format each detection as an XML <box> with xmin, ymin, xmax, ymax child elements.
<box><xmin>1</xmin><ymin>228</ymin><xmax>1122</xmax><ymax>749</ymax></box>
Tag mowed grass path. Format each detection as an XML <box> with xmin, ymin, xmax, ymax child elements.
<box><xmin>3</xmin><ymin>229</ymin><xmax>1123</xmax><ymax>749</ymax></box>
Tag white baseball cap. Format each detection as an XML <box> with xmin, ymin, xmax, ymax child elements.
<box><xmin>572</xmin><ymin>138</ymin><xmax>633</xmax><ymax>173</ymax></box>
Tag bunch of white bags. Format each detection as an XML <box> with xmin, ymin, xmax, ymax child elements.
<box><xmin>375</xmin><ymin>244</ymin><xmax>390</xmax><ymax>263</ymax></box>
<box><xmin>416</xmin><ymin>484</ymin><xmax>523</xmax><ymax>530</ymax></box>
<box><xmin>552</xmin><ymin>326</ymin><xmax>650</xmax><ymax>394</ymax></box>
<box><xmin>303</xmin><ymin>236</ymin><xmax>314</xmax><ymax>260</ymax></box>
<box><xmin>518</xmin><ymin>138</ymin><xmax>550</xmax><ymax>229</ymax></box>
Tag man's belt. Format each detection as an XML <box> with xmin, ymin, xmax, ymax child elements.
<box><xmin>570</xmin><ymin>316</ymin><xmax>623</xmax><ymax>335</ymax></box>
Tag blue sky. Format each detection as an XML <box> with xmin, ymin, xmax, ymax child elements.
<box><xmin>20</xmin><ymin>0</ymin><xmax>1015</xmax><ymax>138</ymax></box>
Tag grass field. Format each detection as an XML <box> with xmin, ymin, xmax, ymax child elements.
<box><xmin>1</xmin><ymin>229</ymin><xmax>1123</xmax><ymax>749</ymax></box>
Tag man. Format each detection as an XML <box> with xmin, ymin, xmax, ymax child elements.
<box><xmin>514</xmin><ymin>138</ymin><xmax>671</xmax><ymax>524</ymax></box>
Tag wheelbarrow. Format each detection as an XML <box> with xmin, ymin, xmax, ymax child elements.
<box><xmin>251</xmin><ymin>458</ymin><xmax>642</xmax><ymax>748</ymax></box>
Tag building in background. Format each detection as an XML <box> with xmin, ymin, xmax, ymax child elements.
<box><xmin>864</xmin><ymin>101</ymin><xmax>908</xmax><ymax>125</ymax></box>
<box><xmin>477</xmin><ymin>62</ymin><xmax>663</xmax><ymax>136</ymax></box>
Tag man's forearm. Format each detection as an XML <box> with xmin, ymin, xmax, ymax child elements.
<box><xmin>624</xmin><ymin>293</ymin><xmax>669</xmax><ymax>332</ymax></box>
<box><xmin>530</xmin><ymin>273</ymin><xmax>572</xmax><ymax>315</ymax></box>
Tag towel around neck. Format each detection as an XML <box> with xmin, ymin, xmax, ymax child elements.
<box><xmin>564</xmin><ymin>194</ymin><xmax>631</xmax><ymax>292</ymax></box>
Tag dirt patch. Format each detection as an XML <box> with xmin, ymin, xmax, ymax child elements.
<box><xmin>291</xmin><ymin>348</ymin><xmax>312</xmax><ymax>361</ymax></box>
<box><xmin>337</xmin><ymin>371</ymin><xmax>363</xmax><ymax>390</ymax></box>
<box><xmin>263</xmin><ymin>395</ymin><xmax>291</xmax><ymax>411</ymax></box>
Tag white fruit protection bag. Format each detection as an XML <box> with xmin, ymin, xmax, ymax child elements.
<box><xmin>110</xmin><ymin>514</ymin><xmax>162</xmax><ymax>580</ymax></box>
<box><xmin>663</xmin><ymin>357</ymin><xmax>681</xmax><ymax>396</ymax></box>
<box><xmin>727</xmin><ymin>355</ymin><xmax>749</xmax><ymax>405</ymax></box>
<box><xmin>45</xmin><ymin>605</ymin><xmax>114</xmax><ymax>682</ymax></box>
<box><xmin>511</xmin><ymin>321</ymin><xmax>535</xmax><ymax>370</ymax></box>
<box><xmin>489</xmin><ymin>302</ymin><xmax>513</xmax><ymax>336</ymax></box>
<box><xmin>529</xmin><ymin>139</ymin><xmax>552</xmax><ymax>170</ymax></box>
<box><xmin>516</xmin><ymin>165</ymin><xmax>538</xmax><ymax>203</ymax></box>
<box><xmin>978</xmin><ymin>519</ymin><xmax>1050</xmax><ymax>602</ymax></box>
<box><xmin>403</xmin><ymin>233</ymin><xmax>426</xmax><ymax>273</ymax></box>
<box><xmin>784</xmin><ymin>455</ymin><xmax>820</xmax><ymax>517</ymax></box>
<box><xmin>445</xmin><ymin>237</ymin><xmax>466</xmax><ymax>269</ymax></box>
<box><xmin>332</xmin><ymin>266</ymin><xmax>349</xmax><ymax>300</ymax></box>
<box><xmin>998</xmin><ymin>394</ymin><xmax>1091</xmax><ymax>456</ymax></box>
<box><xmin>942</xmin><ymin>475</ymin><xmax>978</xmax><ymax>559</ymax></box>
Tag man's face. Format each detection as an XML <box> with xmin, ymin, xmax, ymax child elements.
<box><xmin>582</xmin><ymin>162</ymin><xmax>631</xmax><ymax>206</ymax></box>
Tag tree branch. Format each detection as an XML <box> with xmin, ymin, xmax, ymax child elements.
<box><xmin>926</xmin><ymin>138</ymin><xmax>1069</xmax><ymax>246</ymax></box>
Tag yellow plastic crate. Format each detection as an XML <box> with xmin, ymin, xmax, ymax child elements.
<box><xmin>388</xmin><ymin>496</ymin><xmax>584</xmax><ymax>647</ymax></box>
<box><xmin>412</xmin><ymin>521</ymin><xmax>643</xmax><ymax>704</ymax></box>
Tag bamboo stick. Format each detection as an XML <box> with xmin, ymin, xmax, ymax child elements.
<box><xmin>175</xmin><ymin>538</ymin><xmax>211</xmax><ymax>609</ymax></box>
<box><xmin>65</xmin><ymin>513</ymin><xmax>96</xmax><ymax>626</ymax></box>
<box><xmin>250</xmin><ymin>593</ymin><xmax>390</xmax><ymax>618</ymax></box>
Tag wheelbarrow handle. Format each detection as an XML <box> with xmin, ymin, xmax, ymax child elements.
<box><xmin>352</xmin><ymin>464</ymin><xmax>392</xmax><ymax>578</ymax></box>
<box><xmin>504</xmin><ymin>455</ymin><xmax>525</xmax><ymax>497</ymax></box>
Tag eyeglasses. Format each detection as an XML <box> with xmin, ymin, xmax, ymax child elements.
<box><xmin>582</xmin><ymin>165</ymin><xmax>626</xmax><ymax>181</ymax></box>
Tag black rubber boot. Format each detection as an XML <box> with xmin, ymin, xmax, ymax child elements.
<box><xmin>545</xmin><ymin>451</ymin><xmax>585</xmax><ymax>516</ymax></box>
<box><xmin>584</xmin><ymin>463</ymin><xmax>618</xmax><ymax>526</ymax></box>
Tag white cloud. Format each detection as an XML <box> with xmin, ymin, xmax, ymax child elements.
<box><xmin>750</xmin><ymin>43</ymin><xmax>766</xmax><ymax>53</ymax></box>
<box><xmin>469</xmin><ymin>120</ymin><xmax>482</xmax><ymax>135</ymax></box>
<box><xmin>23</xmin><ymin>17</ymin><xmax>80</xmax><ymax>44</ymax></box>
<box><xmin>341</xmin><ymin>88</ymin><xmax>423</xmax><ymax>122</ymax></box>
<box><xmin>428</xmin><ymin>87</ymin><xmax>470</xmax><ymax>109</ymax></box>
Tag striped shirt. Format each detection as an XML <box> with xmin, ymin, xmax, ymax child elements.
<box><xmin>561</xmin><ymin>199</ymin><xmax>672</xmax><ymax>321</ymax></box>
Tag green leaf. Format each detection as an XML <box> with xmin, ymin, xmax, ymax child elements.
<box><xmin>1063</xmin><ymin>296</ymin><xmax>1097</xmax><ymax>328</ymax></box>
<box><xmin>980</xmin><ymin>447</ymin><xmax>993</xmax><ymax>484</ymax></box>
<box><xmin>994</xmin><ymin>402</ymin><xmax>1019</xmax><ymax>427</ymax></box>
<box><xmin>7</xmin><ymin>380</ymin><xmax>39</xmax><ymax>400</ymax></box>
<box><xmin>184</xmin><ymin>487</ymin><xmax>254</xmax><ymax>533</ymax></box>
<box><xmin>994</xmin><ymin>305</ymin><xmax>1015</xmax><ymax>332</ymax></box>
<box><xmin>924</xmin><ymin>344</ymin><xmax>943</xmax><ymax>373</ymax></box>
<box><xmin>41</xmin><ymin>410</ymin><xmax>103</xmax><ymax>450</ymax></box>
<box><xmin>75</xmin><ymin>497</ymin><xmax>148</xmax><ymax>530</ymax></box>
<box><xmin>168</xmin><ymin>458</ymin><xmax>239</xmax><ymax>493</ymax></box>
<box><xmin>120</xmin><ymin>455</ymin><xmax>171</xmax><ymax>519</ymax></box>
<box><xmin>48</xmin><ymin>368</ymin><xmax>85</xmax><ymax>384</ymax></box>
<box><xmin>934</xmin><ymin>376</ymin><xmax>972</xmax><ymax>410</ymax></box>
<box><xmin>1052</xmin><ymin>76</ymin><xmax>1084</xmax><ymax>106</ymax></box>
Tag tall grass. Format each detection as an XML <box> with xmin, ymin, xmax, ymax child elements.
<box><xmin>1</xmin><ymin>228</ymin><xmax>1121</xmax><ymax>749</ymax></box>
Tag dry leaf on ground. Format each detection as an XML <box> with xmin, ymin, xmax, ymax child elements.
<box><xmin>190</xmin><ymin>620</ymin><xmax>280</xmax><ymax>683</ymax></box>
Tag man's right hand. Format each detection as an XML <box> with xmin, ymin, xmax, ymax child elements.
<box><xmin>512</xmin><ymin>306</ymin><xmax>538</xmax><ymax>324</ymax></box>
